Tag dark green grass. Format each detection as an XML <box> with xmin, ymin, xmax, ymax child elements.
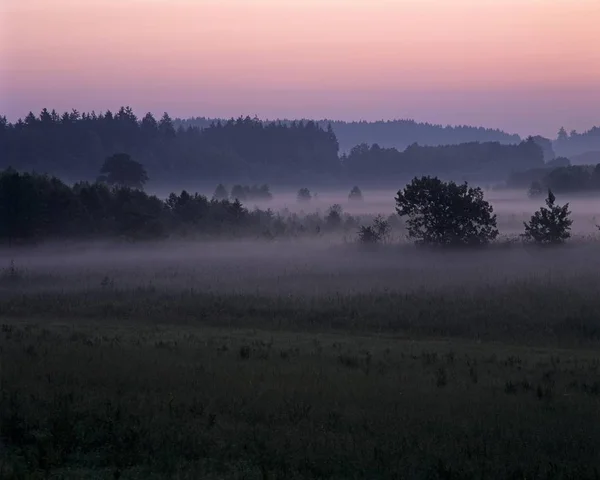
<box><xmin>2</xmin><ymin>322</ymin><xmax>600</xmax><ymax>479</ymax></box>
<box><xmin>1</xmin><ymin>280</ymin><xmax>600</xmax><ymax>345</ymax></box>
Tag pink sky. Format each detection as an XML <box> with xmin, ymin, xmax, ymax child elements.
<box><xmin>1</xmin><ymin>0</ymin><xmax>599</xmax><ymax>136</ymax></box>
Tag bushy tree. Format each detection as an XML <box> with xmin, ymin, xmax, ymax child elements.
<box><xmin>348</xmin><ymin>185</ymin><xmax>363</xmax><ymax>201</ymax></box>
<box><xmin>297</xmin><ymin>188</ymin><xmax>311</xmax><ymax>203</ymax></box>
<box><xmin>99</xmin><ymin>153</ymin><xmax>148</xmax><ymax>189</ymax></box>
<box><xmin>523</xmin><ymin>189</ymin><xmax>572</xmax><ymax>244</ymax></box>
<box><xmin>395</xmin><ymin>176</ymin><xmax>498</xmax><ymax>247</ymax></box>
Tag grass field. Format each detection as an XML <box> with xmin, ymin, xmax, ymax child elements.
<box><xmin>2</xmin><ymin>241</ymin><xmax>600</xmax><ymax>479</ymax></box>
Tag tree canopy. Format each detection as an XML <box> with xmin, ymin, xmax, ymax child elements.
<box><xmin>395</xmin><ymin>176</ymin><xmax>498</xmax><ymax>247</ymax></box>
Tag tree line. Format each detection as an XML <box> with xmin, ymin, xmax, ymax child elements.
<box><xmin>0</xmin><ymin>169</ymin><xmax>371</xmax><ymax>245</ymax></box>
<box><xmin>0</xmin><ymin>167</ymin><xmax>572</xmax><ymax>248</ymax></box>
<box><xmin>356</xmin><ymin>177</ymin><xmax>572</xmax><ymax>247</ymax></box>
<box><xmin>0</xmin><ymin>109</ymin><xmax>340</xmax><ymax>185</ymax></box>
<box><xmin>0</xmin><ymin>108</ymin><xmax>545</xmax><ymax>185</ymax></box>
<box><xmin>555</xmin><ymin>126</ymin><xmax>600</xmax><ymax>158</ymax></box>
<box><xmin>175</xmin><ymin>117</ymin><xmax>523</xmax><ymax>153</ymax></box>
<box><xmin>343</xmin><ymin>138</ymin><xmax>545</xmax><ymax>181</ymax></box>
<box><xmin>505</xmin><ymin>163</ymin><xmax>600</xmax><ymax>196</ymax></box>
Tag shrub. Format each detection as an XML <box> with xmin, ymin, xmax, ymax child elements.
<box><xmin>357</xmin><ymin>225</ymin><xmax>380</xmax><ymax>244</ymax></box>
<box><xmin>357</xmin><ymin>215</ymin><xmax>391</xmax><ymax>244</ymax></box>
<box><xmin>395</xmin><ymin>176</ymin><xmax>498</xmax><ymax>247</ymax></box>
<box><xmin>523</xmin><ymin>189</ymin><xmax>572</xmax><ymax>244</ymax></box>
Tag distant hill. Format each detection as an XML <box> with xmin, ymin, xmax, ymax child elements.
<box><xmin>174</xmin><ymin>117</ymin><xmax>522</xmax><ymax>152</ymax></box>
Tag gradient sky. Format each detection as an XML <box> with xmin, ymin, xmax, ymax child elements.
<box><xmin>1</xmin><ymin>0</ymin><xmax>599</xmax><ymax>136</ymax></box>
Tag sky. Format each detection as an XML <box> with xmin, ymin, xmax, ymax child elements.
<box><xmin>0</xmin><ymin>0</ymin><xmax>599</xmax><ymax>137</ymax></box>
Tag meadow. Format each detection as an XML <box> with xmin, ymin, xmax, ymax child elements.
<box><xmin>2</xmin><ymin>195</ymin><xmax>600</xmax><ymax>479</ymax></box>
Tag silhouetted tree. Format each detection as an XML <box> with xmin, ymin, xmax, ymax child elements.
<box><xmin>373</xmin><ymin>214</ymin><xmax>391</xmax><ymax>242</ymax></box>
<box><xmin>213</xmin><ymin>184</ymin><xmax>229</xmax><ymax>201</ymax></box>
<box><xmin>297</xmin><ymin>188</ymin><xmax>311</xmax><ymax>202</ymax></box>
<box><xmin>252</xmin><ymin>184</ymin><xmax>273</xmax><ymax>201</ymax></box>
<box><xmin>557</xmin><ymin>127</ymin><xmax>568</xmax><ymax>142</ymax></box>
<box><xmin>326</xmin><ymin>204</ymin><xmax>343</xmax><ymax>229</ymax></box>
<box><xmin>99</xmin><ymin>153</ymin><xmax>148</xmax><ymax>189</ymax></box>
<box><xmin>158</xmin><ymin>112</ymin><xmax>176</xmax><ymax>138</ymax></box>
<box><xmin>357</xmin><ymin>225</ymin><xmax>381</xmax><ymax>244</ymax></box>
<box><xmin>523</xmin><ymin>190</ymin><xmax>572</xmax><ymax>244</ymax></box>
<box><xmin>395</xmin><ymin>176</ymin><xmax>498</xmax><ymax>247</ymax></box>
<box><xmin>348</xmin><ymin>186</ymin><xmax>363</xmax><ymax>202</ymax></box>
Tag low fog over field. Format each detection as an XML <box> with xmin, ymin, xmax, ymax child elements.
<box><xmin>4</xmin><ymin>230</ymin><xmax>600</xmax><ymax>300</ymax></box>
<box><xmin>2</xmin><ymin>185</ymin><xmax>600</xmax><ymax>297</ymax></box>
<box><xmin>151</xmin><ymin>184</ymin><xmax>600</xmax><ymax>235</ymax></box>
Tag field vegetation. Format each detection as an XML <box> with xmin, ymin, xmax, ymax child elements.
<box><xmin>2</xmin><ymin>238</ymin><xmax>600</xmax><ymax>478</ymax></box>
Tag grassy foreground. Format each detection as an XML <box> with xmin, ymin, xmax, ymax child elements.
<box><xmin>2</xmin><ymin>247</ymin><xmax>600</xmax><ymax>479</ymax></box>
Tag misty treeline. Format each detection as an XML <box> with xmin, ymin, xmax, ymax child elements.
<box><xmin>0</xmin><ymin>108</ymin><xmax>339</xmax><ymax>184</ymax></box>
<box><xmin>508</xmin><ymin>163</ymin><xmax>600</xmax><ymax>196</ymax></box>
<box><xmin>178</xmin><ymin>117</ymin><xmax>600</xmax><ymax>159</ymax></box>
<box><xmin>343</xmin><ymin>139</ymin><xmax>544</xmax><ymax>180</ymax></box>
<box><xmin>0</xmin><ymin>169</ymin><xmax>371</xmax><ymax>245</ymax></box>
<box><xmin>1</xmin><ymin>108</ymin><xmax>546</xmax><ymax>185</ymax></box>
<box><xmin>0</xmin><ymin>168</ymin><xmax>571</xmax><ymax>247</ymax></box>
<box><xmin>555</xmin><ymin>126</ymin><xmax>600</xmax><ymax>158</ymax></box>
<box><xmin>176</xmin><ymin>116</ymin><xmax>522</xmax><ymax>153</ymax></box>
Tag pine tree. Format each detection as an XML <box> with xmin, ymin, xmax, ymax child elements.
<box><xmin>348</xmin><ymin>185</ymin><xmax>363</xmax><ymax>201</ymax></box>
<box><xmin>212</xmin><ymin>184</ymin><xmax>229</xmax><ymax>201</ymax></box>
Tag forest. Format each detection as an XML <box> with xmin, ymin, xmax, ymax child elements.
<box><xmin>0</xmin><ymin>108</ymin><xmax>546</xmax><ymax>186</ymax></box>
<box><xmin>175</xmin><ymin>116</ymin><xmax>523</xmax><ymax>152</ymax></box>
<box><xmin>343</xmin><ymin>138</ymin><xmax>544</xmax><ymax>181</ymax></box>
<box><xmin>554</xmin><ymin>126</ymin><xmax>600</xmax><ymax>158</ymax></box>
<box><xmin>0</xmin><ymin>168</ymin><xmax>368</xmax><ymax>245</ymax></box>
